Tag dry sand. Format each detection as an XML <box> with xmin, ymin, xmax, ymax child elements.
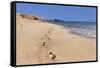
<box><xmin>16</xmin><ymin>14</ymin><xmax>96</xmax><ymax>65</ymax></box>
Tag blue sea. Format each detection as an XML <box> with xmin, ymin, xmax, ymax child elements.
<box><xmin>47</xmin><ymin>21</ymin><xmax>96</xmax><ymax>39</ymax></box>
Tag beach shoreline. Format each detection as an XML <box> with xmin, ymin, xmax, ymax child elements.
<box><xmin>16</xmin><ymin>14</ymin><xmax>96</xmax><ymax>65</ymax></box>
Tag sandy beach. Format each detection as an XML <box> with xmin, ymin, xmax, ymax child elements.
<box><xmin>16</xmin><ymin>14</ymin><xmax>96</xmax><ymax>65</ymax></box>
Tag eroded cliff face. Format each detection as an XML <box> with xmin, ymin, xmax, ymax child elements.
<box><xmin>18</xmin><ymin>14</ymin><xmax>44</xmax><ymax>20</ymax></box>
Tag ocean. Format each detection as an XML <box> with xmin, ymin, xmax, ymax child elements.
<box><xmin>46</xmin><ymin>21</ymin><xmax>96</xmax><ymax>39</ymax></box>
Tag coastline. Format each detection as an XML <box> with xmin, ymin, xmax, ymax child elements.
<box><xmin>16</xmin><ymin>14</ymin><xmax>96</xmax><ymax>65</ymax></box>
<box><xmin>44</xmin><ymin>20</ymin><xmax>96</xmax><ymax>39</ymax></box>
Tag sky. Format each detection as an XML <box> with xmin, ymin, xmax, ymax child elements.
<box><xmin>16</xmin><ymin>3</ymin><xmax>96</xmax><ymax>22</ymax></box>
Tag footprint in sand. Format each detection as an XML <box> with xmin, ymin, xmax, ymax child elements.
<box><xmin>47</xmin><ymin>27</ymin><xmax>53</xmax><ymax>34</ymax></box>
<box><xmin>42</xmin><ymin>42</ymin><xmax>46</xmax><ymax>46</ymax></box>
<box><xmin>44</xmin><ymin>34</ymin><xmax>51</xmax><ymax>40</ymax></box>
<box><xmin>41</xmin><ymin>27</ymin><xmax>53</xmax><ymax>47</ymax></box>
<box><xmin>49</xmin><ymin>52</ymin><xmax>56</xmax><ymax>60</ymax></box>
<box><xmin>37</xmin><ymin>27</ymin><xmax>57</xmax><ymax>63</ymax></box>
<box><xmin>40</xmin><ymin>27</ymin><xmax>53</xmax><ymax>42</ymax></box>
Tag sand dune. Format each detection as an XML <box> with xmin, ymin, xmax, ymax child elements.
<box><xmin>16</xmin><ymin>14</ymin><xmax>96</xmax><ymax>65</ymax></box>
